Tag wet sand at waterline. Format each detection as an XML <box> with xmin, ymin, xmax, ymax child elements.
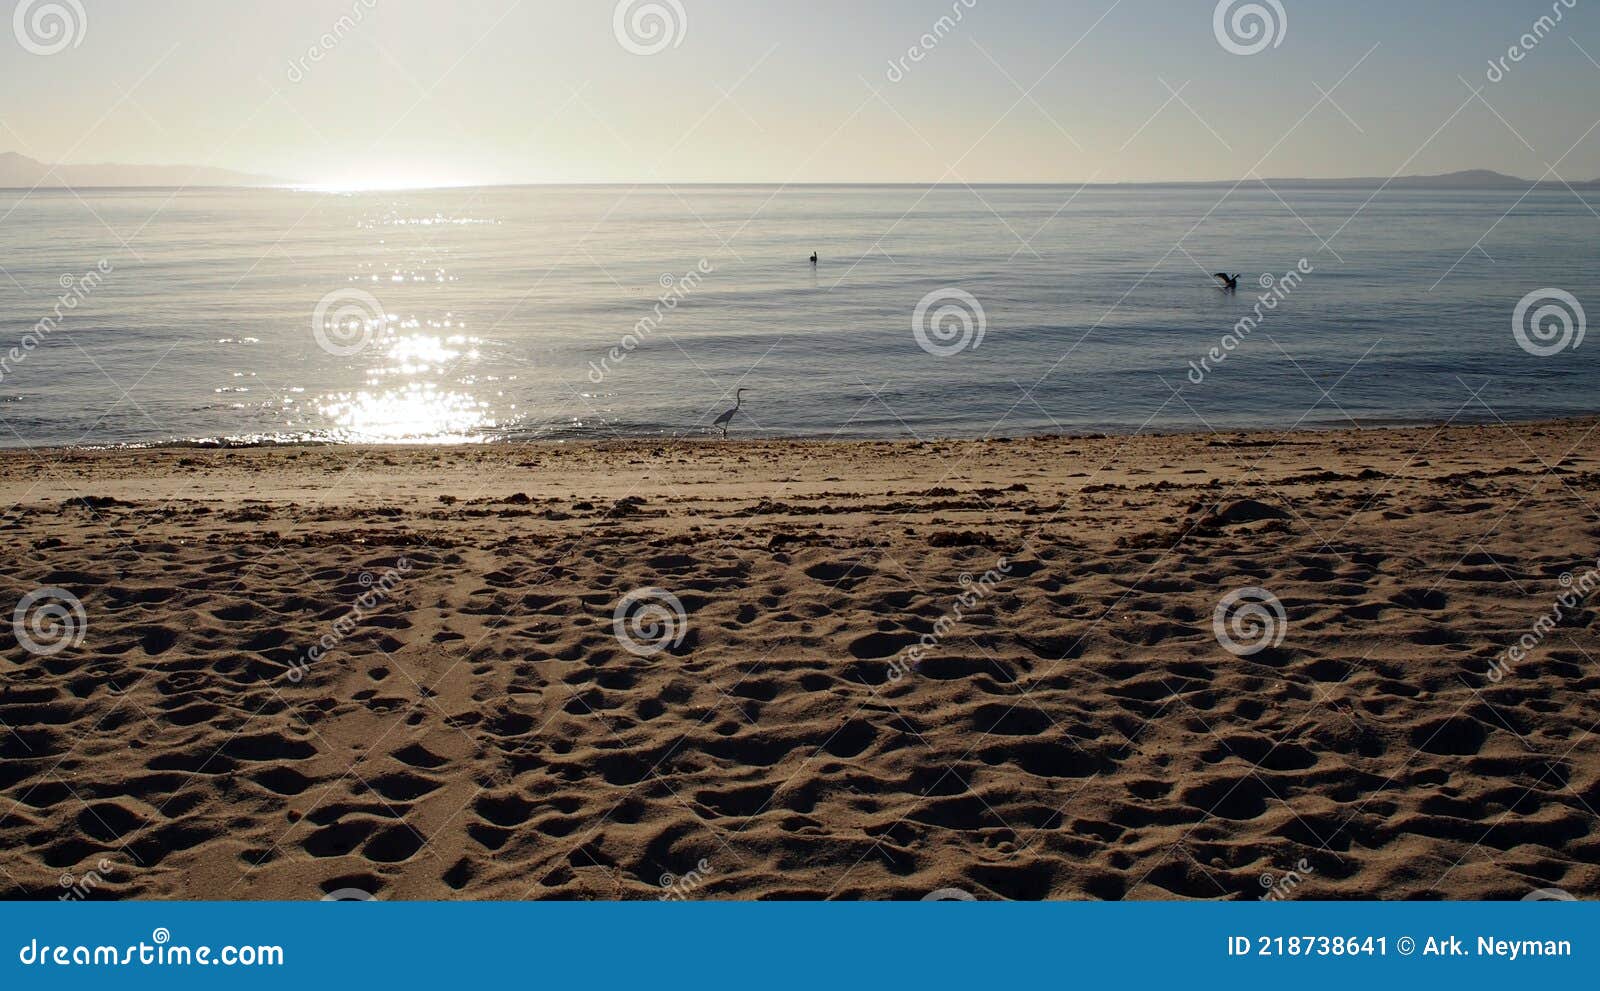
<box><xmin>2</xmin><ymin>420</ymin><xmax>1599</xmax><ymax>901</ymax></box>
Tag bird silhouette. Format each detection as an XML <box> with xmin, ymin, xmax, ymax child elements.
<box><xmin>1214</xmin><ymin>273</ymin><xmax>1241</xmax><ymax>292</ymax></box>
<box><xmin>713</xmin><ymin>389</ymin><xmax>748</xmax><ymax>439</ymax></box>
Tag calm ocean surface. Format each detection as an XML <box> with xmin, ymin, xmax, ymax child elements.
<box><xmin>0</xmin><ymin>184</ymin><xmax>1594</xmax><ymax>447</ymax></box>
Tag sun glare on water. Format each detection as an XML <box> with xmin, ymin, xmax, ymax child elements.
<box><xmin>311</xmin><ymin>323</ymin><xmax>495</xmax><ymax>443</ymax></box>
<box><xmin>298</xmin><ymin>175</ymin><xmax>477</xmax><ymax>194</ymax></box>
<box><xmin>318</xmin><ymin>382</ymin><xmax>493</xmax><ymax>445</ymax></box>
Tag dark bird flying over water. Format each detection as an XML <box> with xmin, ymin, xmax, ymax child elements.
<box><xmin>1214</xmin><ymin>273</ymin><xmax>1241</xmax><ymax>292</ymax></box>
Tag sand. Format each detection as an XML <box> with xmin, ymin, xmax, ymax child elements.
<box><xmin>2</xmin><ymin>419</ymin><xmax>1599</xmax><ymax>901</ymax></box>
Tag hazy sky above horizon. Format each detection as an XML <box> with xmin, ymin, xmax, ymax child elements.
<box><xmin>2</xmin><ymin>0</ymin><xmax>1598</xmax><ymax>187</ymax></box>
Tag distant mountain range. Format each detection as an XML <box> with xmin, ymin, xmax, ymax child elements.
<box><xmin>0</xmin><ymin>155</ymin><xmax>1594</xmax><ymax>190</ymax></box>
<box><xmin>0</xmin><ymin>152</ymin><xmax>284</xmax><ymax>189</ymax></box>
<box><xmin>1235</xmin><ymin>169</ymin><xmax>1600</xmax><ymax>190</ymax></box>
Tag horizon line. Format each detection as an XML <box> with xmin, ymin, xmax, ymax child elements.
<box><xmin>4</xmin><ymin>170</ymin><xmax>1595</xmax><ymax>194</ymax></box>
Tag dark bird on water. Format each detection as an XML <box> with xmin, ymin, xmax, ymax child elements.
<box><xmin>810</xmin><ymin>252</ymin><xmax>819</xmax><ymax>266</ymax></box>
<box><xmin>714</xmin><ymin>389</ymin><xmax>749</xmax><ymax>439</ymax></box>
<box><xmin>1214</xmin><ymin>273</ymin><xmax>1241</xmax><ymax>292</ymax></box>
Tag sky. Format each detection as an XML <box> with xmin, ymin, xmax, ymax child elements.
<box><xmin>2</xmin><ymin>0</ymin><xmax>1598</xmax><ymax>187</ymax></box>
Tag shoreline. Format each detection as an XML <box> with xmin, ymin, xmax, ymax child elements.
<box><xmin>7</xmin><ymin>413</ymin><xmax>1597</xmax><ymax>458</ymax></box>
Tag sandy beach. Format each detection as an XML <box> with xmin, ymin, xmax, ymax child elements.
<box><xmin>2</xmin><ymin>419</ymin><xmax>1598</xmax><ymax>901</ymax></box>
